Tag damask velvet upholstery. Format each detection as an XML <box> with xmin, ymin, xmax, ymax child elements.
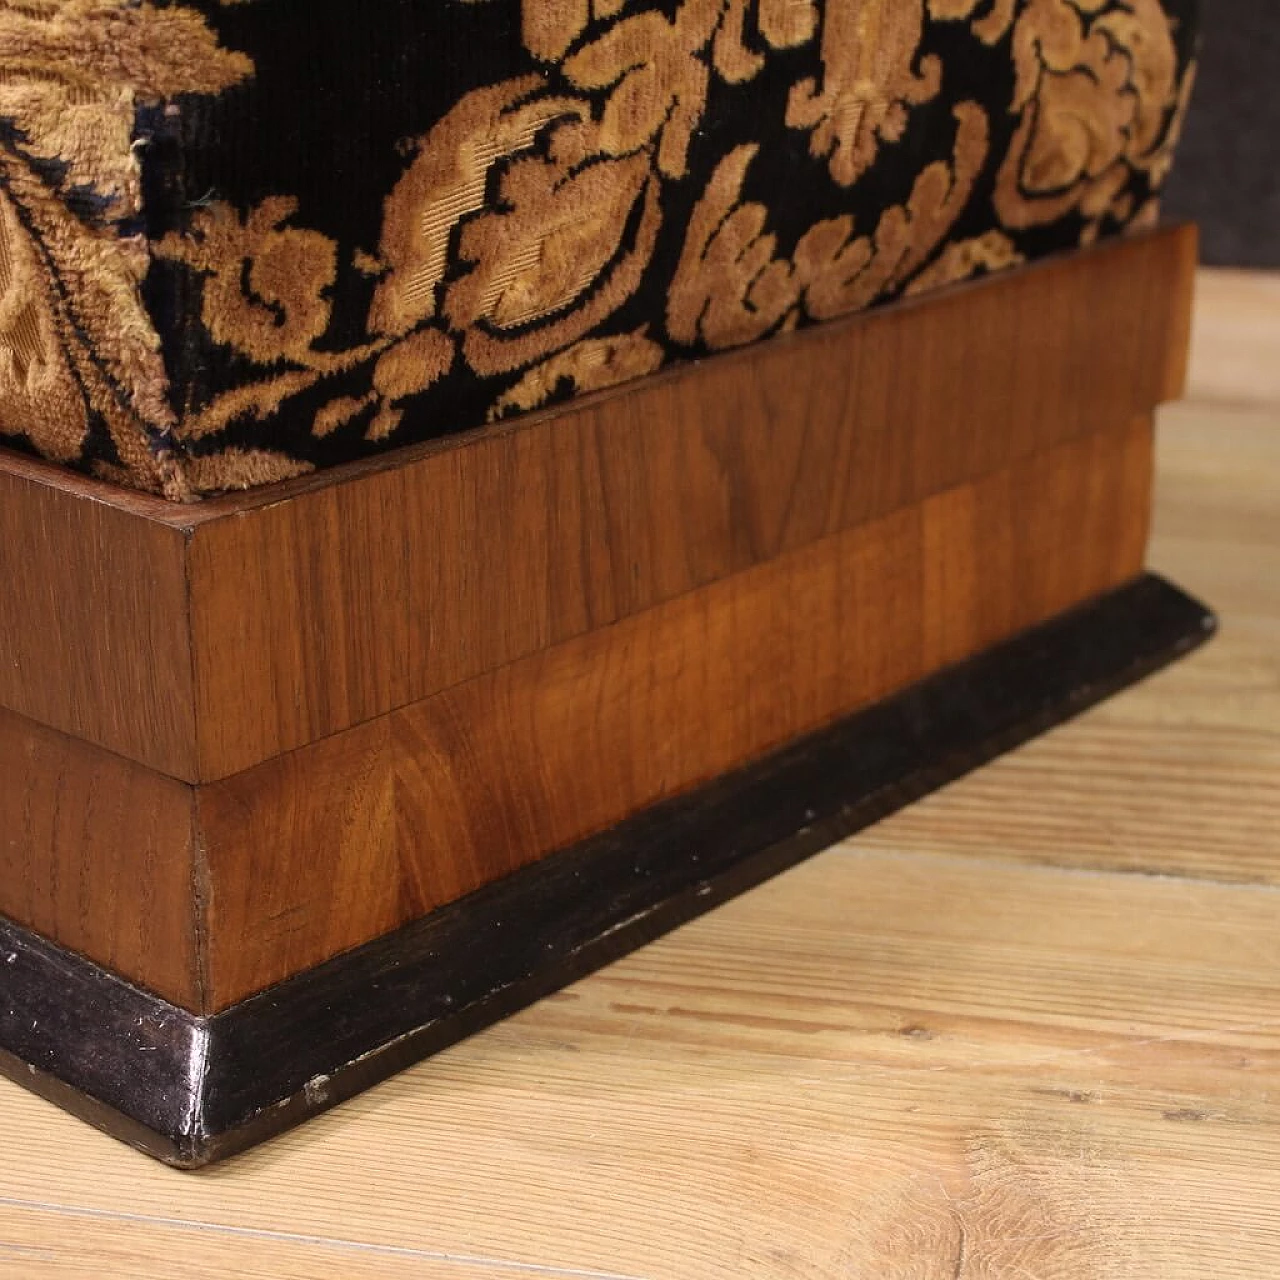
<box><xmin>0</xmin><ymin>0</ymin><xmax>1199</xmax><ymax>499</ymax></box>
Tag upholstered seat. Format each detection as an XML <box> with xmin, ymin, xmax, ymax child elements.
<box><xmin>1</xmin><ymin>0</ymin><xmax>1197</xmax><ymax>499</ymax></box>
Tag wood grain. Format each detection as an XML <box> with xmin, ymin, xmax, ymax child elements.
<box><xmin>196</xmin><ymin>716</ymin><xmax>411</xmax><ymax>1006</ymax></box>
<box><xmin>0</xmin><ymin>236</ymin><xmax>1187</xmax><ymax>1016</ymax></box>
<box><xmin>0</xmin><ymin>416</ymin><xmax>1153</xmax><ymax>1013</ymax></box>
<box><xmin>185</xmin><ymin>227</ymin><xmax>1195</xmax><ymax>780</ymax></box>
<box><xmin>0</xmin><ymin>228</ymin><xmax>1193</xmax><ymax>784</ymax></box>
<box><xmin>1187</xmin><ymin>268</ymin><xmax>1280</xmax><ymax>406</ymax></box>
<box><xmin>199</xmin><ymin>421</ymin><xmax>1153</xmax><ymax>1009</ymax></box>
<box><xmin>3</xmin><ymin>849</ymin><xmax>1280</xmax><ymax>1278</ymax></box>
<box><xmin>0</xmin><ymin>1205</ymin><xmax>539</xmax><ymax>1279</ymax></box>
<box><xmin>0</xmin><ymin>266</ymin><xmax>1271</xmax><ymax>1280</ymax></box>
<box><xmin>0</xmin><ymin>465</ymin><xmax>195</xmax><ymax>779</ymax></box>
<box><xmin>0</xmin><ymin>707</ymin><xmax>199</xmax><ymax>1009</ymax></box>
<box><xmin>857</xmin><ymin>399</ymin><xmax>1280</xmax><ymax>886</ymax></box>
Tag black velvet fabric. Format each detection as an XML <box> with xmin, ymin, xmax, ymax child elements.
<box><xmin>0</xmin><ymin>0</ymin><xmax>1202</xmax><ymax>495</ymax></box>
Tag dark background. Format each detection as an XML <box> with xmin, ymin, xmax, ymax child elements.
<box><xmin>1164</xmin><ymin>0</ymin><xmax>1280</xmax><ymax>267</ymax></box>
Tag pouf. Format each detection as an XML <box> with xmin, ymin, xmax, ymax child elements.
<box><xmin>0</xmin><ymin>0</ymin><xmax>1211</xmax><ymax>1165</ymax></box>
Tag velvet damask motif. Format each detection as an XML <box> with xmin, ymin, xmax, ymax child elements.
<box><xmin>0</xmin><ymin>0</ymin><xmax>1199</xmax><ymax>499</ymax></box>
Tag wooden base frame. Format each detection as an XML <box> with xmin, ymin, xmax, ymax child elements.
<box><xmin>0</xmin><ymin>575</ymin><xmax>1215</xmax><ymax>1167</ymax></box>
<box><xmin>0</xmin><ymin>226</ymin><xmax>1209</xmax><ymax>1164</ymax></box>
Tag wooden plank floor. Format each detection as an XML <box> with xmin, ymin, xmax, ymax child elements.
<box><xmin>1</xmin><ymin>269</ymin><xmax>1277</xmax><ymax>1279</ymax></box>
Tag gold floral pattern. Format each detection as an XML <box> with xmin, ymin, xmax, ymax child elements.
<box><xmin>443</xmin><ymin>145</ymin><xmax>662</xmax><ymax>375</ymax></box>
<box><xmin>489</xmin><ymin>329</ymin><xmax>665</xmax><ymax>417</ymax></box>
<box><xmin>368</xmin><ymin>80</ymin><xmax>589</xmax><ymax>339</ymax></box>
<box><xmin>796</xmin><ymin>101</ymin><xmax>991</xmax><ymax>317</ymax></box>
<box><xmin>0</xmin><ymin>0</ymin><xmax>250</xmax><ymax>495</ymax></box>
<box><xmin>518</xmin><ymin>0</ymin><xmax>634</xmax><ymax>63</ymax></box>
<box><xmin>668</xmin><ymin>99</ymin><xmax>990</xmax><ymax>347</ymax></box>
<box><xmin>927</xmin><ymin>0</ymin><xmax>1018</xmax><ymax>44</ymax></box>
<box><xmin>0</xmin><ymin>0</ymin><xmax>1198</xmax><ymax>498</ymax></box>
<box><xmin>157</xmin><ymin>198</ymin><xmax>337</xmax><ymax>365</ymax></box>
<box><xmin>787</xmin><ymin>0</ymin><xmax>943</xmax><ymax>187</ymax></box>
<box><xmin>667</xmin><ymin>143</ymin><xmax>801</xmax><ymax>349</ymax></box>
<box><xmin>994</xmin><ymin>0</ymin><xmax>1185</xmax><ymax>234</ymax></box>
<box><xmin>904</xmin><ymin>229</ymin><xmax>1025</xmax><ymax>295</ymax></box>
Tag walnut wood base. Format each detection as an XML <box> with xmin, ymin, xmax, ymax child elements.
<box><xmin>0</xmin><ymin>227</ymin><xmax>1206</xmax><ymax>1161</ymax></box>
<box><xmin>0</xmin><ymin>574</ymin><xmax>1214</xmax><ymax>1167</ymax></box>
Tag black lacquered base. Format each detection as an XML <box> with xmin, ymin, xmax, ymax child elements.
<box><xmin>0</xmin><ymin>574</ymin><xmax>1215</xmax><ymax>1168</ymax></box>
